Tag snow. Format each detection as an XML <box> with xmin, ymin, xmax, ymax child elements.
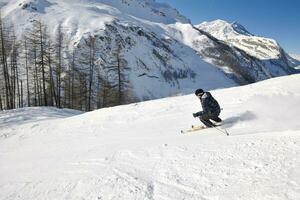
<box><xmin>1</xmin><ymin>74</ymin><xmax>300</xmax><ymax>199</ymax></box>
<box><xmin>290</xmin><ymin>54</ymin><xmax>300</xmax><ymax>61</ymax></box>
<box><xmin>290</xmin><ymin>54</ymin><xmax>300</xmax><ymax>69</ymax></box>
<box><xmin>197</xmin><ymin>19</ymin><xmax>282</xmax><ymax>60</ymax></box>
<box><xmin>199</xmin><ymin>20</ymin><xmax>253</xmax><ymax>38</ymax></box>
<box><xmin>1</xmin><ymin>0</ymin><xmax>188</xmax><ymax>40</ymax></box>
<box><xmin>163</xmin><ymin>22</ymin><xmax>215</xmax><ymax>54</ymax></box>
<box><xmin>1</xmin><ymin>0</ymin><xmax>237</xmax><ymax>101</ymax></box>
<box><xmin>1</xmin><ymin>0</ymin><xmax>296</xmax><ymax>101</ymax></box>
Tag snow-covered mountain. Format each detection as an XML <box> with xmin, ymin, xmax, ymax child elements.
<box><xmin>290</xmin><ymin>54</ymin><xmax>300</xmax><ymax>69</ymax></box>
<box><xmin>192</xmin><ymin>19</ymin><xmax>298</xmax><ymax>83</ymax></box>
<box><xmin>1</xmin><ymin>0</ymin><xmax>236</xmax><ymax>101</ymax></box>
<box><xmin>1</xmin><ymin>74</ymin><xmax>300</xmax><ymax>199</ymax></box>
<box><xmin>197</xmin><ymin>19</ymin><xmax>294</xmax><ymax>60</ymax></box>
<box><xmin>290</xmin><ymin>54</ymin><xmax>300</xmax><ymax>61</ymax></box>
<box><xmin>0</xmin><ymin>0</ymin><xmax>298</xmax><ymax>101</ymax></box>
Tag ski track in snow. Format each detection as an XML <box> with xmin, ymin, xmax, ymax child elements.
<box><xmin>0</xmin><ymin>75</ymin><xmax>300</xmax><ymax>199</ymax></box>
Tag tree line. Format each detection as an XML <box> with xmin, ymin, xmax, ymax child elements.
<box><xmin>0</xmin><ymin>16</ymin><xmax>133</xmax><ymax>112</ymax></box>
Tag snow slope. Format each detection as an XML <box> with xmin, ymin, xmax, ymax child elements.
<box><xmin>1</xmin><ymin>74</ymin><xmax>300</xmax><ymax>199</ymax></box>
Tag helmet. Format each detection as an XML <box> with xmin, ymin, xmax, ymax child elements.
<box><xmin>195</xmin><ymin>89</ymin><xmax>204</xmax><ymax>96</ymax></box>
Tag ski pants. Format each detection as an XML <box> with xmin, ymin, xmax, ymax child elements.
<box><xmin>198</xmin><ymin>111</ymin><xmax>221</xmax><ymax>127</ymax></box>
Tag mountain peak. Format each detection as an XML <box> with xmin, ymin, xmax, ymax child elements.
<box><xmin>197</xmin><ymin>19</ymin><xmax>253</xmax><ymax>38</ymax></box>
<box><xmin>196</xmin><ymin>19</ymin><xmax>286</xmax><ymax>60</ymax></box>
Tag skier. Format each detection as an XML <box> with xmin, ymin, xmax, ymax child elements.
<box><xmin>193</xmin><ymin>89</ymin><xmax>222</xmax><ymax>127</ymax></box>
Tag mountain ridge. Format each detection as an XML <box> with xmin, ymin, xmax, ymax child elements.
<box><xmin>0</xmin><ymin>0</ymin><xmax>298</xmax><ymax>107</ymax></box>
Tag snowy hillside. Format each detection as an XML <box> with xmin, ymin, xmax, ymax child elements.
<box><xmin>0</xmin><ymin>0</ymin><xmax>298</xmax><ymax>103</ymax></box>
<box><xmin>0</xmin><ymin>0</ymin><xmax>237</xmax><ymax>101</ymax></box>
<box><xmin>1</xmin><ymin>74</ymin><xmax>300</xmax><ymax>200</ymax></box>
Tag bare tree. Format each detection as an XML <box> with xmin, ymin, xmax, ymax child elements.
<box><xmin>106</xmin><ymin>39</ymin><xmax>131</xmax><ymax>105</ymax></box>
<box><xmin>33</xmin><ymin>46</ymin><xmax>40</xmax><ymax>106</ymax></box>
<box><xmin>64</xmin><ymin>49</ymin><xmax>77</xmax><ymax>109</ymax></box>
<box><xmin>10</xmin><ymin>29</ymin><xmax>22</xmax><ymax>108</ymax></box>
<box><xmin>84</xmin><ymin>35</ymin><xmax>96</xmax><ymax>111</ymax></box>
<box><xmin>37</xmin><ymin>20</ymin><xmax>48</xmax><ymax>106</ymax></box>
<box><xmin>26</xmin><ymin>20</ymin><xmax>50</xmax><ymax>107</ymax></box>
<box><xmin>45</xmin><ymin>40</ymin><xmax>57</xmax><ymax>106</ymax></box>
<box><xmin>0</xmin><ymin>93</ymin><xmax>2</xmax><ymax>110</ymax></box>
<box><xmin>24</xmin><ymin>38</ymin><xmax>31</xmax><ymax>106</ymax></box>
<box><xmin>55</xmin><ymin>24</ymin><xmax>64</xmax><ymax>108</ymax></box>
<box><xmin>0</xmin><ymin>12</ymin><xmax>11</xmax><ymax>109</ymax></box>
<box><xmin>97</xmin><ymin>71</ymin><xmax>113</xmax><ymax>108</ymax></box>
<box><xmin>20</xmin><ymin>80</ymin><xmax>23</xmax><ymax>108</ymax></box>
<box><xmin>70</xmin><ymin>50</ymin><xmax>76</xmax><ymax>108</ymax></box>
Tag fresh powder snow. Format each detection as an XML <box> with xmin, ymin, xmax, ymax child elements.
<box><xmin>0</xmin><ymin>74</ymin><xmax>300</xmax><ymax>200</ymax></box>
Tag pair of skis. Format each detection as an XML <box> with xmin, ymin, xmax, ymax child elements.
<box><xmin>181</xmin><ymin>124</ymin><xmax>229</xmax><ymax>136</ymax></box>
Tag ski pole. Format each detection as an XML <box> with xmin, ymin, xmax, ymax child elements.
<box><xmin>212</xmin><ymin>125</ymin><xmax>230</xmax><ymax>136</ymax></box>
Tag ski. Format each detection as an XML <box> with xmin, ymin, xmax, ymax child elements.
<box><xmin>181</xmin><ymin>124</ymin><xmax>229</xmax><ymax>136</ymax></box>
<box><xmin>180</xmin><ymin>125</ymin><xmax>206</xmax><ymax>134</ymax></box>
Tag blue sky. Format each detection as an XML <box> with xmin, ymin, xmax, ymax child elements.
<box><xmin>157</xmin><ymin>0</ymin><xmax>300</xmax><ymax>55</ymax></box>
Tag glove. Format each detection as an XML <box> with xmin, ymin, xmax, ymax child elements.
<box><xmin>193</xmin><ymin>113</ymin><xmax>198</xmax><ymax>118</ymax></box>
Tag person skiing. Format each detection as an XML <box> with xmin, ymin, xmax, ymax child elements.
<box><xmin>193</xmin><ymin>89</ymin><xmax>222</xmax><ymax>127</ymax></box>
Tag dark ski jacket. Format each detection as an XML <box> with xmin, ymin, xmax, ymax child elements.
<box><xmin>196</xmin><ymin>92</ymin><xmax>221</xmax><ymax>117</ymax></box>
